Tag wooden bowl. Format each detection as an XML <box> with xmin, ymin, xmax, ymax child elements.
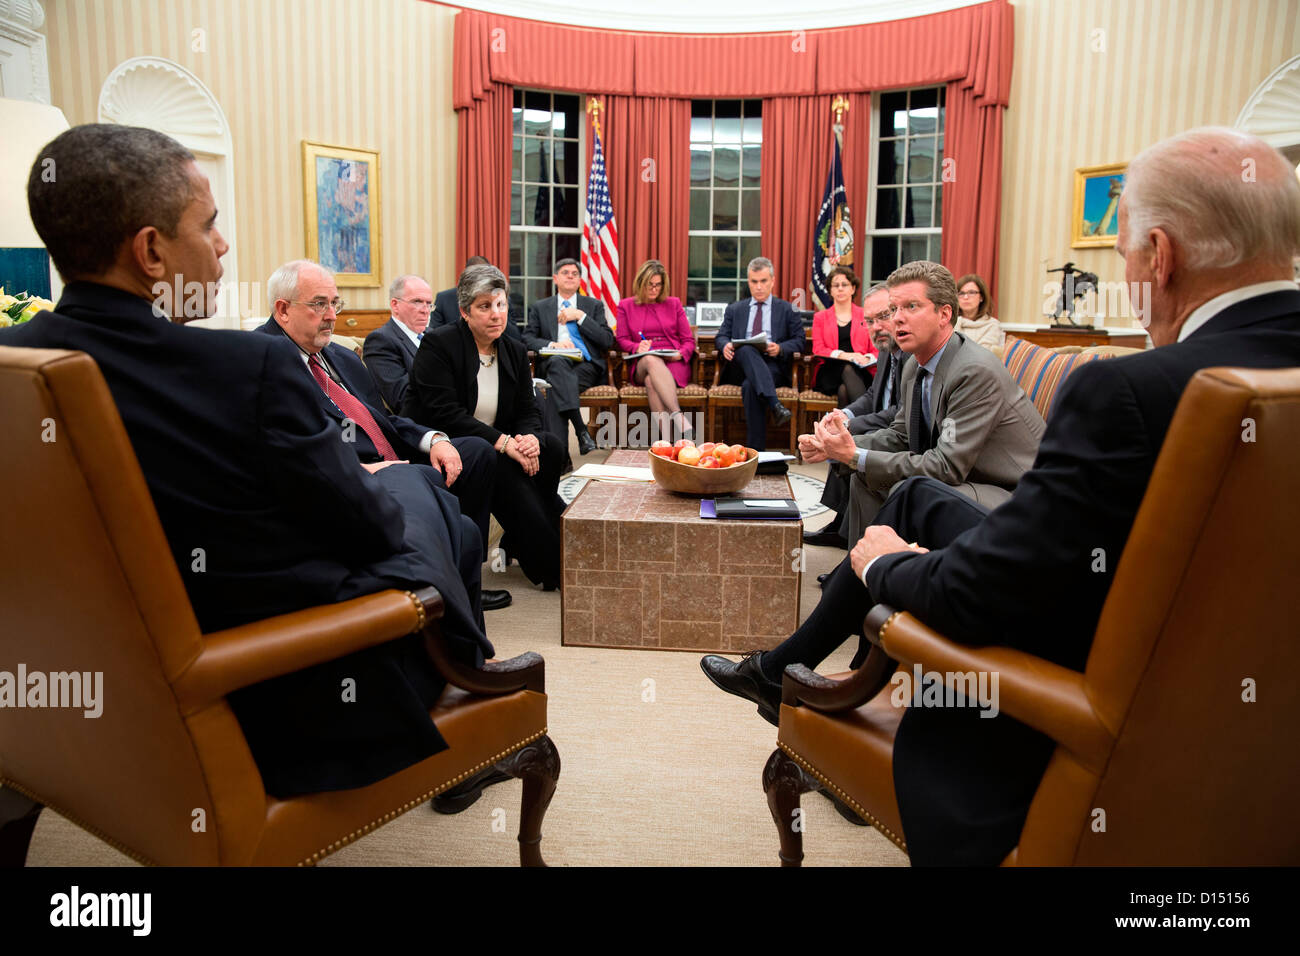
<box><xmin>648</xmin><ymin>448</ymin><xmax>760</xmax><ymax>495</ymax></box>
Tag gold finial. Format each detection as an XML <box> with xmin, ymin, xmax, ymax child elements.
<box><xmin>587</xmin><ymin>97</ymin><xmax>604</xmax><ymax>138</ymax></box>
<box><xmin>832</xmin><ymin>95</ymin><xmax>850</xmax><ymax>125</ymax></box>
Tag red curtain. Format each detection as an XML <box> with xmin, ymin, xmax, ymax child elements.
<box><xmin>455</xmin><ymin>81</ymin><xmax>511</xmax><ymax>273</ymax></box>
<box><xmin>596</xmin><ymin>96</ymin><xmax>691</xmax><ymax>303</ymax></box>
<box><xmin>940</xmin><ymin>81</ymin><xmax>1004</xmax><ymax>302</ymax></box>
<box><xmin>760</xmin><ymin>92</ymin><xmax>871</xmax><ymax>306</ymax></box>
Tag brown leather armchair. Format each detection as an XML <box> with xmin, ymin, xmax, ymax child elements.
<box><xmin>764</xmin><ymin>367</ymin><xmax>1300</xmax><ymax>865</ymax></box>
<box><xmin>0</xmin><ymin>346</ymin><xmax>559</xmax><ymax>866</ymax></box>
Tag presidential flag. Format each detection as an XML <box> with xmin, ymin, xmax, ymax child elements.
<box><xmin>811</xmin><ymin>127</ymin><xmax>854</xmax><ymax>311</ymax></box>
<box><xmin>580</xmin><ymin>129</ymin><xmax>620</xmax><ymax>326</ymax></box>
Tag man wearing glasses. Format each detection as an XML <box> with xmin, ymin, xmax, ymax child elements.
<box><xmin>259</xmin><ymin>259</ymin><xmax>511</xmax><ymax>611</ymax></box>
<box><xmin>364</xmin><ymin>273</ymin><xmax>434</xmax><ymax>412</ymax></box>
<box><xmin>801</xmin><ymin>283</ymin><xmax>905</xmax><ymax>551</ymax></box>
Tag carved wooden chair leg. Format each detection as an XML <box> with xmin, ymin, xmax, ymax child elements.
<box><xmin>763</xmin><ymin>749</ymin><xmax>820</xmax><ymax>867</ymax></box>
<box><xmin>0</xmin><ymin>787</ymin><xmax>43</xmax><ymax>868</ymax></box>
<box><xmin>497</xmin><ymin>735</ymin><xmax>560</xmax><ymax>867</ymax></box>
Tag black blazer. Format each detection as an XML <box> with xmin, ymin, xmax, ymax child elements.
<box><xmin>255</xmin><ymin>317</ymin><xmax>432</xmax><ymax>461</ymax></box>
<box><xmin>363</xmin><ymin>316</ymin><xmax>418</xmax><ymax>412</ymax></box>
<box><xmin>865</xmin><ymin>289</ymin><xmax>1300</xmax><ymax>866</ymax></box>
<box><xmin>523</xmin><ymin>293</ymin><xmax>615</xmax><ymax>372</ymax></box>
<box><xmin>403</xmin><ymin>319</ymin><xmax>542</xmax><ymax>443</ymax></box>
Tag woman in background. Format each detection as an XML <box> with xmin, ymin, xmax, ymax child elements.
<box><xmin>810</xmin><ymin>265</ymin><xmax>877</xmax><ymax>405</ymax></box>
<box><xmin>954</xmin><ymin>273</ymin><xmax>1006</xmax><ymax>351</ymax></box>
<box><xmin>615</xmin><ymin>260</ymin><xmax>696</xmax><ymax>440</ymax></box>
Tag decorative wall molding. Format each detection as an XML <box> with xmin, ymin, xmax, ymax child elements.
<box><xmin>0</xmin><ymin>0</ymin><xmax>49</xmax><ymax>104</ymax></box>
<box><xmin>1236</xmin><ymin>55</ymin><xmax>1300</xmax><ymax>148</ymax></box>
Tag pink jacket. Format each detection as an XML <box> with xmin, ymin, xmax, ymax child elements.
<box><xmin>811</xmin><ymin>305</ymin><xmax>877</xmax><ymax>381</ymax></box>
<box><xmin>615</xmin><ymin>296</ymin><xmax>696</xmax><ymax>389</ymax></box>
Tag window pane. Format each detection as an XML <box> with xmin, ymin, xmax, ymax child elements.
<box><xmin>524</xmin><ymin>232</ymin><xmax>549</xmax><ymax>277</ymax></box>
<box><xmin>934</xmin><ymin>182</ymin><xmax>943</xmax><ymax>226</ymax></box>
<box><xmin>875</xmin><ymin>187</ymin><xmax>901</xmax><ymax>229</ymax></box>
<box><xmin>909</xmin><ymin>86</ymin><xmax>937</xmax><ymax>112</ymax></box>
<box><xmin>690</xmin><ymin>188</ymin><xmax>710</xmax><ymax>231</ymax></box>
<box><xmin>512</xmin><ymin>106</ymin><xmax>523</xmax><ymax>136</ymax></box>
<box><xmin>555</xmin><ymin>232</ymin><xmax>580</xmax><ymax>266</ymax></box>
<box><xmin>713</xmin><ymin>189</ymin><xmax>738</xmax><ymax>231</ymax></box>
<box><xmin>686</xmin><ymin>281</ymin><xmax>709</xmax><ymax>307</ymax></box>
<box><xmin>691</xmin><ymin>115</ymin><xmax>712</xmax><ymax>143</ymax></box>
<box><xmin>878</xmin><ymin>139</ymin><xmax>903</xmax><ymax>186</ymax></box>
<box><xmin>523</xmin><ymin>137</ymin><xmax>544</xmax><ymax>182</ymax></box>
<box><xmin>907</xmin><ymin>186</ymin><xmax>933</xmax><ymax>228</ymax></box>
<box><xmin>742</xmin><ymin>145</ymin><xmax>761</xmax><ymax>186</ymax></box>
<box><xmin>930</xmin><ymin>234</ymin><xmax>942</xmax><ymax>263</ymax></box>
<box><xmin>909</xmin><ymin>106</ymin><xmax>939</xmax><ymax>136</ymax></box>
<box><xmin>523</xmin><ymin>92</ymin><xmax>550</xmax><ymax>135</ymax></box>
<box><xmin>901</xmin><ymin>234</ymin><xmax>928</xmax><ymax>265</ymax></box>
<box><xmin>511</xmin><ymin>183</ymin><xmax>522</xmax><ymax>226</ymax></box>
<box><xmin>743</xmin><ymin>112</ymin><xmax>762</xmax><ymax>143</ymax></box>
<box><xmin>509</xmin><ymin>232</ymin><xmax>522</xmax><ymax>278</ymax></box>
<box><xmin>513</xmin><ymin>135</ymin><xmax>523</xmax><ymax>180</ymax></box>
<box><xmin>712</xmin><ymin>236</ymin><xmax>738</xmax><ymax>279</ymax></box>
<box><xmin>713</xmin><ymin>281</ymin><xmax>741</xmax><ymax>304</ymax></box>
<box><xmin>690</xmin><ymin>146</ymin><xmax>712</xmax><ymax>186</ymax></box>
<box><xmin>741</xmin><ymin>190</ymin><xmax>761</xmax><ymax>232</ymax></box>
<box><xmin>554</xmin><ymin>95</ymin><xmax>579</xmax><ymax>137</ymax></box>
<box><xmin>713</xmin><ymin>146</ymin><xmax>740</xmax><ymax>187</ymax></box>
<box><xmin>908</xmin><ymin>136</ymin><xmax>936</xmax><ymax>183</ymax></box>
<box><xmin>689</xmin><ymin>236</ymin><xmax>711</xmax><ymax>277</ymax></box>
<box><xmin>510</xmin><ymin>277</ymin><xmax>524</xmax><ymax>307</ymax></box>
<box><xmin>524</xmin><ymin>184</ymin><xmax>549</xmax><ymax>226</ymax></box>
<box><xmin>740</xmin><ymin>236</ymin><xmax>762</xmax><ymax>271</ymax></box>
<box><xmin>556</xmin><ymin>140</ymin><xmax>580</xmax><ymax>185</ymax></box>
<box><xmin>870</xmin><ymin>235</ymin><xmax>898</xmax><ymax>283</ymax></box>
<box><xmin>879</xmin><ymin>91</ymin><xmax>907</xmax><ymax>138</ymax></box>
<box><xmin>555</xmin><ymin>187</ymin><xmax>578</xmax><ymax>228</ymax></box>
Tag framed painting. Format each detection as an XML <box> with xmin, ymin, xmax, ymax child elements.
<box><xmin>302</xmin><ymin>141</ymin><xmax>382</xmax><ymax>287</ymax></box>
<box><xmin>695</xmin><ymin>302</ymin><xmax>726</xmax><ymax>329</ymax></box>
<box><xmin>1072</xmin><ymin>162</ymin><xmax>1127</xmax><ymax>248</ymax></box>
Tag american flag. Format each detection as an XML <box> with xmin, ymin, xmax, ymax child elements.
<box><xmin>580</xmin><ymin>130</ymin><xmax>620</xmax><ymax>326</ymax></box>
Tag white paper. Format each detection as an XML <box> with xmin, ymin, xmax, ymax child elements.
<box><xmin>756</xmin><ymin>451</ymin><xmax>796</xmax><ymax>463</ymax></box>
<box><xmin>571</xmin><ymin>463</ymin><xmax>655</xmax><ymax>482</ymax></box>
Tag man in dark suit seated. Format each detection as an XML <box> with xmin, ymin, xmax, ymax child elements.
<box><xmin>362</xmin><ymin>273</ymin><xmax>434</xmax><ymax>412</ymax></box>
<box><xmin>524</xmin><ymin>257</ymin><xmax>614</xmax><ymax>456</ymax></box>
<box><xmin>701</xmin><ymin>127</ymin><xmax>1300</xmax><ymax>865</ymax></box>
<box><xmin>713</xmin><ymin>256</ymin><xmax>805</xmax><ymax>449</ymax></box>
<box><xmin>0</xmin><ymin>124</ymin><xmax>498</xmax><ymax>799</ymax></box>
<box><xmin>802</xmin><ymin>283</ymin><xmax>904</xmax><ymax>549</ymax></box>
<box><xmin>256</xmin><ymin>259</ymin><xmax>511</xmax><ymax>611</ymax></box>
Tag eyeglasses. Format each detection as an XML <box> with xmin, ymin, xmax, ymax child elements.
<box><xmin>865</xmin><ymin>306</ymin><xmax>896</xmax><ymax>325</ymax></box>
<box><xmin>399</xmin><ymin>298</ymin><xmax>434</xmax><ymax>311</ymax></box>
<box><xmin>291</xmin><ymin>298</ymin><xmax>346</xmax><ymax>315</ymax></box>
<box><xmin>957</xmin><ymin>291</ymin><xmax>981</xmax><ymax>298</ymax></box>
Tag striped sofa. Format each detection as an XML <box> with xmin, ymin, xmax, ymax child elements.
<box><xmin>1001</xmin><ymin>335</ymin><xmax>1144</xmax><ymax>420</ymax></box>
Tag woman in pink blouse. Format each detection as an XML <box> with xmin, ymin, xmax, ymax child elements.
<box><xmin>811</xmin><ymin>265</ymin><xmax>877</xmax><ymax>405</ymax></box>
<box><xmin>616</xmin><ymin>260</ymin><xmax>697</xmax><ymax>439</ymax></box>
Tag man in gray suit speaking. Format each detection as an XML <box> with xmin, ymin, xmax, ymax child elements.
<box><xmin>802</xmin><ymin>260</ymin><xmax>1044</xmax><ymax>545</ymax></box>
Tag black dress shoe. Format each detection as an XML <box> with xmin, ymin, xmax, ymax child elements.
<box><xmin>432</xmin><ymin>766</ymin><xmax>512</xmax><ymax>814</ymax></box>
<box><xmin>577</xmin><ymin>431</ymin><xmax>598</xmax><ymax>455</ymax></box>
<box><xmin>700</xmin><ymin>652</ymin><xmax>783</xmax><ymax>726</ymax></box>
<box><xmin>819</xmin><ymin>786</ymin><xmax>870</xmax><ymax>826</ymax></box>
<box><xmin>771</xmin><ymin>401</ymin><xmax>793</xmax><ymax>426</ymax></box>
<box><xmin>802</xmin><ymin>527</ymin><xmax>847</xmax><ymax>548</ymax></box>
<box><xmin>481</xmin><ymin>589</ymin><xmax>512</xmax><ymax>611</ymax></box>
<box><xmin>817</xmin><ymin>573</ymin><xmax>829</xmax><ymax>588</ymax></box>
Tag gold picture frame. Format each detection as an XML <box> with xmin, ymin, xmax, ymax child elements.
<box><xmin>1071</xmin><ymin>162</ymin><xmax>1127</xmax><ymax>248</ymax></box>
<box><xmin>302</xmin><ymin>141</ymin><xmax>382</xmax><ymax>287</ymax></box>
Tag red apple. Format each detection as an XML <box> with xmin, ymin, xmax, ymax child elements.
<box><xmin>677</xmin><ymin>446</ymin><xmax>702</xmax><ymax>466</ymax></box>
<box><xmin>729</xmin><ymin>444</ymin><xmax>750</xmax><ymax>464</ymax></box>
<box><xmin>714</xmin><ymin>445</ymin><xmax>735</xmax><ymax>467</ymax></box>
<box><xmin>698</xmin><ymin>442</ymin><xmax>717</xmax><ymax>456</ymax></box>
<box><xmin>673</xmin><ymin>438</ymin><xmax>695</xmax><ymax>450</ymax></box>
<box><xmin>650</xmin><ymin>440</ymin><xmax>674</xmax><ymax>459</ymax></box>
<box><xmin>698</xmin><ymin>455</ymin><xmax>721</xmax><ymax>469</ymax></box>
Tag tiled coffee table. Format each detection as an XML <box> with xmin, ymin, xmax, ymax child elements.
<box><xmin>561</xmin><ymin>450</ymin><xmax>802</xmax><ymax>653</ymax></box>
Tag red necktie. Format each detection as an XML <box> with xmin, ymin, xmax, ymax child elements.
<box><xmin>750</xmin><ymin>300</ymin><xmax>764</xmax><ymax>338</ymax></box>
<box><xmin>308</xmin><ymin>356</ymin><xmax>399</xmax><ymax>461</ymax></box>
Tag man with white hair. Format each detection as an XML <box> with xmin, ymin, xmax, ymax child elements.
<box><xmin>363</xmin><ymin>273</ymin><xmax>434</xmax><ymax>412</ymax></box>
<box><xmin>701</xmin><ymin>127</ymin><xmax>1300</xmax><ymax>865</ymax></box>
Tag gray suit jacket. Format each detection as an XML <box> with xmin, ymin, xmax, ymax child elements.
<box><xmin>845</xmin><ymin>347</ymin><xmax>904</xmax><ymax>435</ymax></box>
<box><xmin>523</xmin><ymin>293</ymin><xmax>614</xmax><ymax>372</ymax></box>
<box><xmin>853</xmin><ymin>330</ymin><xmax>1044</xmax><ymax>517</ymax></box>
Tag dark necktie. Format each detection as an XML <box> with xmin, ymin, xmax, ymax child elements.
<box><xmin>750</xmin><ymin>300</ymin><xmax>764</xmax><ymax>338</ymax></box>
<box><xmin>908</xmin><ymin>367</ymin><xmax>931</xmax><ymax>454</ymax></box>
<box><xmin>877</xmin><ymin>353</ymin><xmax>894</xmax><ymax>410</ymax></box>
<box><xmin>308</xmin><ymin>356</ymin><xmax>398</xmax><ymax>461</ymax></box>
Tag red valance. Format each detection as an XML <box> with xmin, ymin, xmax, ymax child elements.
<box><xmin>452</xmin><ymin>1</ymin><xmax>1011</xmax><ymax>105</ymax></box>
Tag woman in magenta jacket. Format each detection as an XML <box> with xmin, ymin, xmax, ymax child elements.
<box><xmin>811</xmin><ymin>265</ymin><xmax>877</xmax><ymax>405</ymax></box>
<box><xmin>616</xmin><ymin>259</ymin><xmax>697</xmax><ymax>439</ymax></box>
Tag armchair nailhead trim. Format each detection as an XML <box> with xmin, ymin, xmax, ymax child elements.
<box><xmin>1</xmin><ymin>775</ymin><xmax>159</xmax><ymax>866</ymax></box>
<box><xmin>296</xmin><ymin>728</ymin><xmax>548</xmax><ymax>865</ymax></box>
<box><xmin>405</xmin><ymin>590</ymin><xmax>427</xmax><ymax>630</ymax></box>
<box><xmin>777</xmin><ymin>743</ymin><xmax>908</xmax><ymax>854</ymax></box>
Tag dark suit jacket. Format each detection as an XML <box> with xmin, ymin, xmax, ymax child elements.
<box><xmin>865</xmin><ymin>289</ymin><xmax>1300</xmax><ymax>865</ymax></box>
<box><xmin>403</xmin><ymin>319</ymin><xmax>543</xmax><ymax>443</ymax></box>
<box><xmin>432</xmin><ymin>286</ymin><xmax>522</xmax><ymax>342</ymax></box>
<box><xmin>256</xmin><ymin>317</ymin><xmax>433</xmax><ymax>461</ymax></box>
<box><xmin>363</xmin><ymin>316</ymin><xmax>419</xmax><ymax>412</ymax></box>
<box><xmin>1</xmin><ymin>282</ymin><xmax>492</xmax><ymax>797</ymax></box>
<box><xmin>714</xmin><ymin>295</ymin><xmax>805</xmax><ymax>371</ymax></box>
<box><xmin>524</xmin><ymin>293</ymin><xmax>615</xmax><ymax>373</ymax></box>
<box><xmin>844</xmin><ymin>346</ymin><xmax>904</xmax><ymax>435</ymax></box>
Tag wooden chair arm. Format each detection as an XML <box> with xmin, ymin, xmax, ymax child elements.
<box><xmin>414</xmin><ymin>588</ymin><xmax>546</xmax><ymax>694</ymax></box>
<box><xmin>605</xmin><ymin>349</ymin><xmax>620</xmax><ymax>387</ymax></box>
<box><xmin>869</xmin><ymin>605</ymin><xmax>1114</xmax><ymax>772</ymax></box>
<box><xmin>173</xmin><ymin>589</ymin><xmax>430</xmax><ymax>711</ymax></box>
<box><xmin>780</xmin><ymin>645</ymin><xmax>896</xmax><ymax>712</ymax></box>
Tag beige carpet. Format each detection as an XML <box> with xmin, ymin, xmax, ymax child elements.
<box><xmin>23</xmin><ymin>445</ymin><xmax>907</xmax><ymax>868</ymax></box>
